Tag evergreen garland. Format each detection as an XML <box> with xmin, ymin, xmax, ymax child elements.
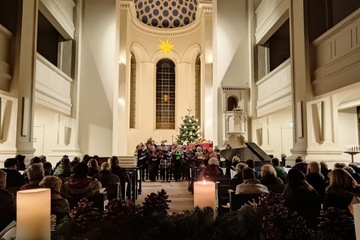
<box><xmin>176</xmin><ymin>110</ymin><xmax>201</xmax><ymax>144</ymax></box>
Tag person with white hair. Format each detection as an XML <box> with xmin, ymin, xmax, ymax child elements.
<box><xmin>199</xmin><ymin>157</ymin><xmax>223</xmax><ymax>181</ymax></box>
<box><xmin>0</xmin><ymin>170</ymin><xmax>16</xmax><ymax>231</ymax></box>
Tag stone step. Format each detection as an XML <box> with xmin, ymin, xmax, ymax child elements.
<box><xmin>118</xmin><ymin>155</ymin><xmax>136</xmax><ymax>167</ymax></box>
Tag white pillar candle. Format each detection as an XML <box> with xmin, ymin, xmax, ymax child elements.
<box><xmin>17</xmin><ymin>188</ymin><xmax>51</xmax><ymax>240</ymax></box>
<box><xmin>354</xmin><ymin>203</ymin><xmax>360</xmax><ymax>240</ymax></box>
<box><xmin>194</xmin><ymin>180</ymin><xmax>216</xmax><ymax>209</ymax></box>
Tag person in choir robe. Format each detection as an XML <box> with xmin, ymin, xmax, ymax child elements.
<box><xmin>137</xmin><ymin>144</ymin><xmax>147</xmax><ymax>181</ymax></box>
<box><xmin>148</xmin><ymin>145</ymin><xmax>160</xmax><ymax>182</ymax></box>
<box><xmin>172</xmin><ymin>145</ymin><xmax>183</xmax><ymax>181</ymax></box>
<box><xmin>0</xmin><ymin>170</ymin><xmax>15</xmax><ymax>232</ymax></box>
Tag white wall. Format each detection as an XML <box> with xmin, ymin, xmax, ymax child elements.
<box><xmin>338</xmin><ymin>108</ymin><xmax>360</xmax><ymax>162</ymax></box>
<box><xmin>78</xmin><ymin>0</ymin><xmax>118</xmax><ymax>156</ymax></box>
<box><xmin>254</xmin><ymin>107</ymin><xmax>293</xmax><ymax>158</ymax></box>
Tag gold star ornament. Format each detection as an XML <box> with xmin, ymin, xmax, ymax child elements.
<box><xmin>158</xmin><ymin>39</ymin><xmax>174</xmax><ymax>54</ymax></box>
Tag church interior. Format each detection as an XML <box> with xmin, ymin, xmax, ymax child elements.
<box><xmin>1</xmin><ymin>0</ymin><xmax>360</xmax><ymax>239</ymax></box>
<box><xmin>0</xmin><ymin>0</ymin><xmax>360</xmax><ymax>165</ymax></box>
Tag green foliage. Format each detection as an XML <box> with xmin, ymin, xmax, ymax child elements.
<box><xmin>140</xmin><ymin>189</ymin><xmax>171</xmax><ymax>217</ymax></box>
<box><xmin>311</xmin><ymin>207</ymin><xmax>355</xmax><ymax>240</ymax></box>
<box><xmin>51</xmin><ymin>192</ymin><xmax>357</xmax><ymax>240</ymax></box>
<box><xmin>176</xmin><ymin>110</ymin><xmax>201</xmax><ymax>144</ymax></box>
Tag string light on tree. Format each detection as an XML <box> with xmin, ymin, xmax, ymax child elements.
<box><xmin>176</xmin><ymin>109</ymin><xmax>201</xmax><ymax>144</ymax></box>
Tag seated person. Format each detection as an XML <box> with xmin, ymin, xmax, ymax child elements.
<box><xmin>236</xmin><ymin>167</ymin><xmax>269</xmax><ymax>195</ymax></box>
<box><xmin>20</xmin><ymin>163</ymin><xmax>44</xmax><ymax>190</ymax></box>
<box><xmin>323</xmin><ymin>168</ymin><xmax>360</xmax><ymax>217</ymax></box>
<box><xmin>54</xmin><ymin>156</ymin><xmax>72</xmax><ymax>179</ymax></box>
<box><xmin>245</xmin><ymin>159</ymin><xmax>259</xmax><ymax>178</ymax></box>
<box><xmin>95</xmin><ymin>162</ymin><xmax>121</xmax><ymax>199</ymax></box>
<box><xmin>0</xmin><ymin>170</ymin><xmax>16</xmax><ymax>231</ymax></box>
<box><xmin>260</xmin><ymin>164</ymin><xmax>283</xmax><ymax>184</ymax></box>
<box><xmin>61</xmin><ymin>162</ymin><xmax>102</xmax><ymax>206</ymax></box>
<box><xmin>306</xmin><ymin>161</ymin><xmax>327</xmax><ymax>199</ymax></box>
<box><xmin>271</xmin><ymin>158</ymin><xmax>287</xmax><ymax>183</ymax></box>
<box><xmin>283</xmin><ymin>168</ymin><xmax>322</xmax><ymax>229</ymax></box>
<box><xmin>95</xmin><ymin>162</ymin><xmax>120</xmax><ymax>186</ymax></box>
<box><xmin>199</xmin><ymin>157</ymin><xmax>223</xmax><ymax>181</ymax></box>
<box><xmin>225</xmin><ymin>156</ymin><xmax>241</xmax><ymax>176</ymax></box>
<box><xmin>39</xmin><ymin>176</ymin><xmax>70</xmax><ymax>221</ymax></box>
<box><xmin>43</xmin><ymin>162</ymin><xmax>54</xmax><ymax>176</ymax></box>
<box><xmin>87</xmin><ymin>159</ymin><xmax>99</xmax><ymax>177</ymax></box>
<box><xmin>1</xmin><ymin>157</ymin><xmax>25</xmax><ymax>192</ymax></box>
<box><xmin>229</xmin><ymin>163</ymin><xmax>247</xmax><ymax>190</ymax></box>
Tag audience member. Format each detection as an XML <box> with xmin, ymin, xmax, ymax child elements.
<box><xmin>71</xmin><ymin>156</ymin><xmax>81</xmax><ymax>167</ymax></box>
<box><xmin>245</xmin><ymin>159</ymin><xmax>259</xmax><ymax>178</ymax></box>
<box><xmin>39</xmin><ymin>155</ymin><xmax>47</xmax><ymax>164</ymax></box>
<box><xmin>323</xmin><ymin>168</ymin><xmax>360</xmax><ymax>217</ymax></box>
<box><xmin>61</xmin><ymin>162</ymin><xmax>102</xmax><ymax>205</ymax></box>
<box><xmin>283</xmin><ymin>168</ymin><xmax>322</xmax><ymax>229</ymax></box>
<box><xmin>87</xmin><ymin>159</ymin><xmax>99</xmax><ymax>177</ymax></box>
<box><xmin>54</xmin><ymin>156</ymin><xmax>72</xmax><ymax>180</ymax></box>
<box><xmin>96</xmin><ymin>162</ymin><xmax>121</xmax><ymax>199</ymax></box>
<box><xmin>20</xmin><ymin>163</ymin><xmax>44</xmax><ymax>190</ymax></box>
<box><xmin>225</xmin><ymin>155</ymin><xmax>241</xmax><ymax>176</ymax></box>
<box><xmin>270</xmin><ymin>158</ymin><xmax>287</xmax><ymax>183</ymax></box>
<box><xmin>293</xmin><ymin>162</ymin><xmax>308</xmax><ymax>175</ymax></box>
<box><xmin>15</xmin><ymin>154</ymin><xmax>26</xmax><ymax>170</ymax></box>
<box><xmin>199</xmin><ymin>157</ymin><xmax>223</xmax><ymax>181</ymax></box>
<box><xmin>229</xmin><ymin>163</ymin><xmax>247</xmax><ymax>190</ymax></box>
<box><xmin>110</xmin><ymin>156</ymin><xmax>127</xmax><ymax>197</ymax></box>
<box><xmin>260</xmin><ymin>164</ymin><xmax>283</xmax><ymax>184</ymax></box>
<box><xmin>43</xmin><ymin>162</ymin><xmax>54</xmax><ymax>176</ymax></box>
<box><xmin>320</xmin><ymin>161</ymin><xmax>331</xmax><ymax>181</ymax></box>
<box><xmin>334</xmin><ymin>162</ymin><xmax>346</xmax><ymax>169</ymax></box>
<box><xmin>96</xmin><ymin>162</ymin><xmax>120</xmax><ymax>186</ymax></box>
<box><xmin>235</xmin><ymin>167</ymin><xmax>268</xmax><ymax>195</ymax></box>
<box><xmin>0</xmin><ymin>170</ymin><xmax>16</xmax><ymax>232</ymax></box>
<box><xmin>306</xmin><ymin>161</ymin><xmax>327</xmax><ymax>199</ymax></box>
<box><xmin>344</xmin><ymin>166</ymin><xmax>360</xmax><ymax>184</ymax></box>
<box><xmin>295</xmin><ymin>156</ymin><xmax>304</xmax><ymax>163</ymax></box>
<box><xmin>29</xmin><ymin>156</ymin><xmax>41</xmax><ymax>166</ymax></box>
<box><xmin>2</xmin><ymin>158</ymin><xmax>25</xmax><ymax>192</ymax></box>
<box><xmin>39</xmin><ymin>176</ymin><xmax>70</xmax><ymax>220</ymax></box>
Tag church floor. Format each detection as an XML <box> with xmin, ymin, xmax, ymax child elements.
<box><xmin>135</xmin><ymin>180</ymin><xmax>194</xmax><ymax>213</ymax></box>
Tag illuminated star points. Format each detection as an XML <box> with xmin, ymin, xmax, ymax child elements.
<box><xmin>158</xmin><ymin>39</ymin><xmax>174</xmax><ymax>54</ymax></box>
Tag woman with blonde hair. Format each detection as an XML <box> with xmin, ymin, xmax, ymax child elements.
<box><xmin>40</xmin><ymin>176</ymin><xmax>70</xmax><ymax>220</ymax></box>
<box><xmin>323</xmin><ymin>168</ymin><xmax>360</xmax><ymax>217</ymax></box>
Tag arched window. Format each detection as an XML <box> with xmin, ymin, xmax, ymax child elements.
<box><xmin>228</xmin><ymin>96</ymin><xmax>238</xmax><ymax>111</ymax></box>
<box><xmin>195</xmin><ymin>54</ymin><xmax>201</xmax><ymax>122</ymax></box>
<box><xmin>156</xmin><ymin>59</ymin><xmax>175</xmax><ymax>129</ymax></box>
<box><xmin>129</xmin><ymin>53</ymin><xmax>136</xmax><ymax>128</ymax></box>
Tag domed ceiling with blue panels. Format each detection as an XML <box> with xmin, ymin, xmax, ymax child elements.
<box><xmin>134</xmin><ymin>0</ymin><xmax>198</xmax><ymax>28</ymax></box>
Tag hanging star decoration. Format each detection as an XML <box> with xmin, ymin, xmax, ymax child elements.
<box><xmin>158</xmin><ymin>39</ymin><xmax>174</xmax><ymax>54</ymax></box>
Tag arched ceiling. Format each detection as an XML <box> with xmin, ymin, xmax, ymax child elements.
<box><xmin>134</xmin><ymin>0</ymin><xmax>198</xmax><ymax>28</ymax></box>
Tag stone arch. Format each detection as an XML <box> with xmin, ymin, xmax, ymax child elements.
<box><xmin>130</xmin><ymin>43</ymin><xmax>150</xmax><ymax>62</ymax></box>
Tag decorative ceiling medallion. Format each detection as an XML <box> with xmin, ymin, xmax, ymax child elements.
<box><xmin>134</xmin><ymin>0</ymin><xmax>198</xmax><ymax>28</ymax></box>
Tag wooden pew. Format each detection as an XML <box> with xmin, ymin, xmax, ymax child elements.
<box><xmin>228</xmin><ymin>189</ymin><xmax>263</xmax><ymax>212</ymax></box>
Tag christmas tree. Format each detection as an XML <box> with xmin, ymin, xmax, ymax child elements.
<box><xmin>176</xmin><ymin>110</ymin><xmax>201</xmax><ymax>144</ymax></box>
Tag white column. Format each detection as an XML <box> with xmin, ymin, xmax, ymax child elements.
<box><xmin>14</xmin><ymin>0</ymin><xmax>38</xmax><ymax>159</ymax></box>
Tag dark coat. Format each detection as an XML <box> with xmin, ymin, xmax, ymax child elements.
<box><xmin>0</xmin><ymin>187</ymin><xmax>15</xmax><ymax>231</ymax></box>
